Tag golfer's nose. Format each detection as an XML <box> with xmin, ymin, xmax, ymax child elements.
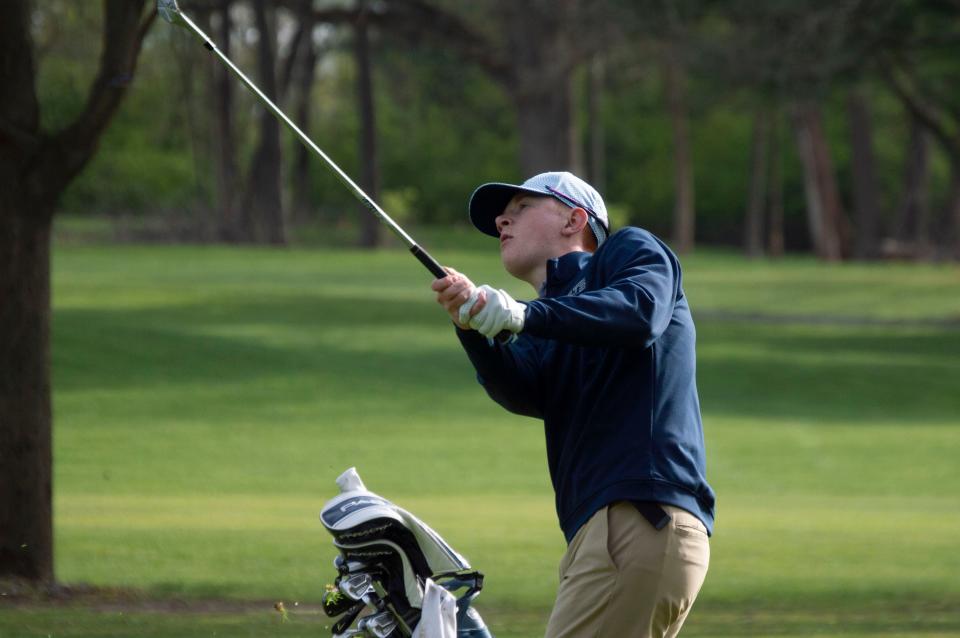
<box><xmin>495</xmin><ymin>213</ymin><xmax>510</xmax><ymax>235</ymax></box>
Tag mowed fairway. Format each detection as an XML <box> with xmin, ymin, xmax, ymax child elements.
<box><xmin>2</xmin><ymin>233</ymin><xmax>960</xmax><ymax>637</ymax></box>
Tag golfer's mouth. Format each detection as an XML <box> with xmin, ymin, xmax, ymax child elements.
<box><xmin>499</xmin><ymin>233</ymin><xmax>512</xmax><ymax>247</ymax></box>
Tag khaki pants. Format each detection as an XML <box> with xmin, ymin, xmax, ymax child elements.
<box><xmin>544</xmin><ymin>502</ymin><xmax>710</xmax><ymax>638</ymax></box>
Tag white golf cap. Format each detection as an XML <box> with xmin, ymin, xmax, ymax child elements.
<box><xmin>469</xmin><ymin>171</ymin><xmax>610</xmax><ymax>246</ymax></box>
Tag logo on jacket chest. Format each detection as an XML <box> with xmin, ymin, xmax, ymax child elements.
<box><xmin>569</xmin><ymin>278</ymin><xmax>587</xmax><ymax>296</ymax></box>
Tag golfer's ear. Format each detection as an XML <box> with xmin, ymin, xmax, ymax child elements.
<box><xmin>562</xmin><ymin>207</ymin><xmax>590</xmax><ymax>236</ymax></box>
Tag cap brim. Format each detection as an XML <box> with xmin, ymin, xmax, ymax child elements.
<box><xmin>468</xmin><ymin>182</ymin><xmax>548</xmax><ymax>237</ymax></box>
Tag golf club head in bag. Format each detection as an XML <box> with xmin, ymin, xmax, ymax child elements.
<box><xmin>320</xmin><ymin>468</ymin><xmax>493</xmax><ymax>637</ymax></box>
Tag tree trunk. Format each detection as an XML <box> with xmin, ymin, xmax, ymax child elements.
<box><xmin>374</xmin><ymin>0</ymin><xmax>584</xmax><ymax>178</ymax></box>
<box><xmin>663</xmin><ymin>42</ymin><xmax>695</xmax><ymax>254</ymax></box>
<box><xmin>744</xmin><ymin>106</ymin><xmax>770</xmax><ymax>258</ymax></box>
<box><xmin>291</xmin><ymin>5</ymin><xmax>318</xmax><ymax>225</ymax></box>
<box><xmin>794</xmin><ymin>106</ymin><xmax>828</xmax><ymax>258</ymax></box>
<box><xmin>355</xmin><ymin>0</ymin><xmax>381</xmax><ymax>248</ymax></box>
<box><xmin>503</xmin><ymin>2</ymin><xmax>577</xmax><ymax>175</ymax></box>
<box><xmin>947</xmin><ymin>165</ymin><xmax>960</xmax><ymax>259</ymax></box>
<box><xmin>892</xmin><ymin>115</ymin><xmax>930</xmax><ymax>254</ymax></box>
<box><xmin>514</xmin><ymin>86</ymin><xmax>575</xmax><ymax>175</ymax></box>
<box><xmin>242</xmin><ymin>0</ymin><xmax>286</xmax><ymax>245</ymax></box>
<box><xmin>809</xmin><ymin>107</ymin><xmax>849</xmax><ymax>259</ymax></box>
<box><xmin>585</xmin><ymin>54</ymin><xmax>606</xmax><ymax>194</ymax></box>
<box><xmin>0</xmin><ymin>0</ymin><xmax>56</xmax><ymax>585</ymax></box>
<box><xmin>1</xmin><ymin>0</ymin><xmax>152</xmax><ymax>584</ymax></box>
<box><xmin>882</xmin><ymin>60</ymin><xmax>960</xmax><ymax>259</ymax></box>
<box><xmin>847</xmin><ymin>89</ymin><xmax>882</xmax><ymax>260</ymax></box>
<box><xmin>793</xmin><ymin>103</ymin><xmax>844</xmax><ymax>261</ymax></box>
<box><xmin>767</xmin><ymin>109</ymin><xmax>785</xmax><ymax>258</ymax></box>
<box><xmin>0</xmin><ymin>201</ymin><xmax>54</xmax><ymax>584</ymax></box>
<box><xmin>209</xmin><ymin>0</ymin><xmax>243</xmax><ymax>242</ymax></box>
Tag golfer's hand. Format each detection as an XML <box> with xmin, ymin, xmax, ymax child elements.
<box><xmin>432</xmin><ymin>268</ymin><xmax>486</xmax><ymax>330</ymax></box>
<box><xmin>468</xmin><ymin>285</ymin><xmax>525</xmax><ymax>338</ymax></box>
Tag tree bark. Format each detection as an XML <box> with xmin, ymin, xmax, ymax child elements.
<box><xmin>513</xmin><ymin>86</ymin><xmax>576</xmax><ymax>175</ymax></box>
<box><xmin>355</xmin><ymin>0</ymin><xmax>381</xmax><ymax>248</ymax></box>
<box><xmin>663</xmin><ymin>42</ymin><xmax>695</xmax><ymax>254</ymax></box>
<box><xmin>503</xmin><ymin>2</ymin><xmax>578</xmax><ymax>175</ymax></box>
<box><xmin>793</xmin><ymin>102</ymin><xmax>844</xmax><ymax>261</ymax></box>
<box><xmin>241</xmin><ymin>0</ymin><xmax>286</xmax><ymax>245</ymax></box>
<box><xmin>809</xmin><ymin>107</ymin><xmax>849</xmax><ymax>259</ymax></box>
<box><xmin>883</xmin><ymin>59</ymin><xmax>960</xmax><ymax>258</ymax></box>
<box><xmin>0</xmin><ymin>7</ymin><xmax>51</xmax><ymax>583</ymax></box>
<box><xmin>947</xmin><ymin>167</ymin><xmax>960</xmax><ymax>259</ymax></box>
<box><xmin>0</xmin><ymin>0</ymin><xmax>152</xmax><ymax>584</ymax></box>
<box><xmin>290</xmin><ymin>58</ymin><xmax>317</xmax><ymax>225</ymax></box>
<box><xmin>209</xmin><ymin>0</ymin><xmax>243</xmax><ymax>242</ymax></box>
<box><xmin>744</xmin><ymin>106</ymin><xmax>770</xmax><ymax>257</ymax></box>
<box><xmin>290</xmin><ymin>1</ymin><xmax>319</xmax><ymax>225</ymax></box>
<box><xmin>586</xmin><ymin>55</ymin><xmax>606</xmax><ymax>194</ymax></box>
<box><xmin>366</xmin><ymin>0</ymin><xmax>590</xmax><ymax>178</ymax></box>
<box><xmin>892</xmin><ymin>115</ymin><xmax>931</xmax><ymax>254</ymax></box>
<box><xmin>847</xmin><ymin>89</ymin><xmax>882</xmax><ymax>259</ymax></box>
<box><xmin>513</xmin><ymin>86</ymin><xmax>575</xmax><ymax>174</ymax></box>
<box><xmin>0</xmin><ymin>208</ymin><xmax>53</xmax><ymax>584</ymax></box>
<box><xmin>767</xmin><ymin>109</ymin><xmax>785</xmax><ymax>258</ymax></box>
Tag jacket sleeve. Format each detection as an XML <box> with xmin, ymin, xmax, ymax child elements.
<box><xmin>522</xmin><ymin>229</ymin><xmax>681</xmax><ymax>348</ymax></box>
<box><xmin>455</xmin><ymin>327</ymin><xmax>543</xmax><ymax>418</ymax></box>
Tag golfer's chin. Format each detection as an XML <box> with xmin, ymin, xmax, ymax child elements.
<box><xmin>499</xmin><ymin>245</ymin><xmax>521</xmax><ymax>275</ymax></box>
<box><xmin>500</xmin><ymin>250</ymin><xmax>536</xmax><ymax>285</ymax></box>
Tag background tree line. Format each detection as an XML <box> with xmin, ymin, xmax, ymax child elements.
<box><xmin>2</xmin><ymin>0</ymin><xmax>959</xmax><ymax>585</ymax></box>
<box><xmin>34</xmin><ymin>0</ymin><xmax>960</xmax><ymax>261</ymax></box>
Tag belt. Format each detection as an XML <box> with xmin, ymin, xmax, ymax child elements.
<box><xmin>631</xmin><ymin>500</ymin><xmax>671</xmax><ymax>530</ymax></box>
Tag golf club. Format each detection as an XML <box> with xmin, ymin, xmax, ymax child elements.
<box><xmin>158</xmin><ymin>0</ymin><xmax>513</xmax><ymax>343</ymax></box>
<box><xmin>158</xmin><ymin>0</ymin><xmax>446</xmax><ymax>278</ymax></box>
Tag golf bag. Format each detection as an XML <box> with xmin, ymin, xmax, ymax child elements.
<box><xmin>320</xmin><ymin>468</ymin><xmax>493</xmax><ymax>638</ymax></box>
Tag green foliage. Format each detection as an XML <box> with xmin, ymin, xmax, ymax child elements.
<box><xmin>27</xmin><ymin>0</ymin><xmax>960</xmax><ymax>246</ymax></box>
<box><xmin>604</xmin><ymin>71</ymin><xmax>675</xmax><ymax>236</ymax></box>
<box><xmin>62</xmin><ymin>131</ymin><xmax>201</xmax><ymax>213</ymax></box>
<box><xmin>299</xmin><ymin>49</ymin><xmax>363</xmax><ymax>221</ymax></box>
<box><xmin>301</xmin><ymin>41</ymin><xmax>518</xmax><ymax>226</ymax></box>
<box><xmin>376</xmin><ymin>44</ymin><xmax>518</xmax><ymax>224</ymax></box>
<box><xmin>50</xmin><ymin>26</ymin><xmax>213</xmax><ymax>214</ymax></box>
<box><xmin>32</xmin><ymin>1</ymin><xmax>104</xmax><ymax>131</ymax></box>
<box><xmin>35</xmin><ymin>53</ymin><xmax>95</xmax><ymax>134</ymax></box>
<box><xmin>690</xmin><ymin>106</ymin><xmax>753</xmax><ymax>243</ymax></box>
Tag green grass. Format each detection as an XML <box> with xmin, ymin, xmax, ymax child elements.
<box><xmin>682</xmin><ymin>250</ymin><xmax>960</xmax><ymax>322</ymax></box>
<box><xmin>1</xmin><ymin>239</ymin><xmax>959</xmax><ymax>637</ymax></box>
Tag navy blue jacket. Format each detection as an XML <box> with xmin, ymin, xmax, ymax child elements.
<box><xmin>456</xmin><ymin>227</ymin><xmax>715</xmax><ymax>542</ymax></box>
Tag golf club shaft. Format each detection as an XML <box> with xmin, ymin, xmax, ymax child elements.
<box><xmin>171</xmin><ymin>9</ymin><xmax>446</xmax><ymax>279</ymax></box>
<box><xmin>165</xmin><ymin>4</ymin><xmax>513</xmax><ymax>343</ymax></box>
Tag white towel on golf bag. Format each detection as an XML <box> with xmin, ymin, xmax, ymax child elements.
<box><xmin>412</xmin><ymin>578</ymin><xmax>457</xmax><ymax>638</ymax></box>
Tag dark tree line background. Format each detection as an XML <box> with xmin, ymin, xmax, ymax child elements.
<box><xmin>24</xmin><ymin>0</ymin><xmax>960</xmax><ymax>260</ymax></box>
<box><xmin>2</xmin><ymin>0</ymin><xmax>959</xmax><ymax>585</ymax></box>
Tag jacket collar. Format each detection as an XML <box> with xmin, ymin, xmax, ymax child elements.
<box><xmin>541</xmin><ymin>251</ymin><xmax>591</xmax><ymax>297</ymax></box>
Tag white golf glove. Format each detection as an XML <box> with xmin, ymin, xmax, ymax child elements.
<box><xmin>459</xmin><ymin>285</ymin><xmax>525</xmax><ymax>338</ymax></box>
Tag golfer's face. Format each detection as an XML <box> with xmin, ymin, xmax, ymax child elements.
<box><xmin>495</xmin><ymin>194</ymin><xmax>566</xmax><ymax>280</ymax></box>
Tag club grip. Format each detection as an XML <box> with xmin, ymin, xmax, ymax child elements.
<box><xmin>410</xmin><ymin>245</ymin><xmax>515</xmax><ymax>346</ymax></box>
<box><xmin>410</xmin><ymin>245</ymin><xmax>447</xmax><ymax>279</ymax></box>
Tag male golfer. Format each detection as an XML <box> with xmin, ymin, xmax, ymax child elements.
<box><xmin>432</xmin><ymin>172</ymin><xmax>715</xmax><ymax>638</ymax></box>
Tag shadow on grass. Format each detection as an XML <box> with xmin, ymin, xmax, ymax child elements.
<box><xmin>697</xmin><ymin>321</ymin><xmax>960</xmax><ymax>424</ymax></box>
<box><xmin>52</xmin><ymin>294</ymin><xmax>471</xmax><ymax>395</ymax></box>
<box><xmin>52</xmin><ymin>295</ymin><xmax>960</xmax><ymax>424</ymax></box>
